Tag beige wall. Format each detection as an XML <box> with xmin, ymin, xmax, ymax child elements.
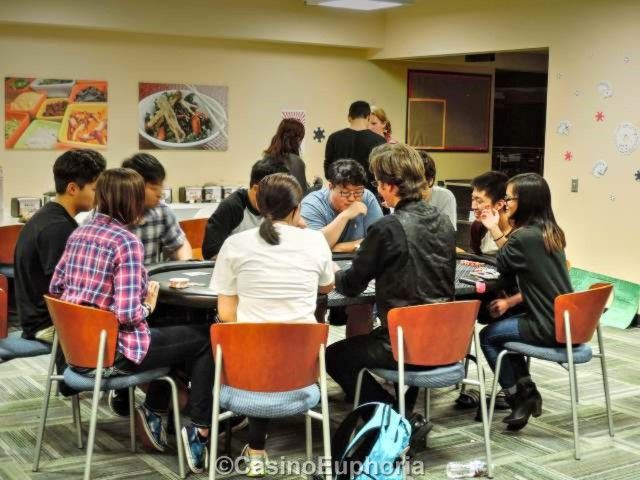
<box><xmin>379</xmin><ymin>0</ymin><xmax>640</xmax><ymax>284</ymax></box>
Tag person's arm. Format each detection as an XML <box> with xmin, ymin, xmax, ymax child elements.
<box><xmin>49</xmin><ymin>252</ymin><xmax>67</xmax><ymax>296</ymax></box>
<box><xmin>322</xmin><ymin>202</ymin><xmax>368</xmax><ymax>248</ymax></box>
<box><xmin>317</xmin><ymin>234</ymin><xmax>335</xmax><ymax>294</ymax></box>
<box><xmin>217</xmin><ymin>294</ymin><xmax>238</xmax><ymax>322</ymax></box>
<box><xmin>495</xmin><ymin>232</ymin><xmax>527</xmax><ymax>275</ymax></box>
<box><xmin>444</xmin><ymin>191</ymin><xmax>457</xmax><ymax>230</ymax></box>
<box><xmin>160</xmin><ymin>207</ymin><xmax>192</xmax><ymax>260</ymax></box>
<box><xmin>324</xmin><ymin>134</ymin><xmax>334</xmax><ymax>179</ymax></box>
<box><xmin>489</xmin><ymin>292</ymin><xmax>523</xmax><ymax>318</ymax></box>
<box><xmin>202</xmin><ymin>197</ymin><xmax>244</xmax><ymax>259</ymax></box>
<box><xmin>38</xmin><ymin>221</ymin><xmax>76</xmax><ymax>287</ymax></box>
<box><xmin>480</xmin><ymin>209</ymin><xmax>509</xmax><ymax>249</ymax></box>
<box><xmin>172</xmin><ymin>240</ymin><xmax>193</xmax><ymax>260</ymax></box>
<box><xmin>113</xmin><ymin>238</ymin><xmax>148</xmax><ymax>326</ymax></box>
<box><xmin>332</xmin><ymin>239</ymin><xmax>361</xmax><ymax>253</ymax></box>
<box><xmin>210</xmin><ymin>240</ymin><xmax>239</xmax><ymax>321</ymax></box>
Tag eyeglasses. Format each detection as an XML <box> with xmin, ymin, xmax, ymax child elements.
<box><xmin>504</xmin><ymin>195</ymin><xmax>519</xmax><ymax>203</ymax></box>
<box><xmin>337</xmin><ymin>189</ymin><xmax>365</xmax><ymax>199</ymax></box>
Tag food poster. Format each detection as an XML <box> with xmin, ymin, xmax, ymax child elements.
<box><xmin>139</xmin><ymin>83</ymin><xmax>228</xmax><ymax>151</ymax></box>
<box><xmin>4</xmin><ymin>77</ymin><xmax>108</xmax><ymax>150</ymax></box>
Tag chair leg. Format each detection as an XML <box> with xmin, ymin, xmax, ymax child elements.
<box><xmin>353</xmin><ymin>368</ymin><xmax>365</xmax><ymax>409</ymax></box>
<box><xmin>319</xmin><ymin>346</ymin><xmax>332</xmax><ymax>480</ymax></box>
<box><xmin>474</xmin><ymin>330</ymin><xmax>493</xmax><ymax>478</ymax></box>
<box><xmin>84</xmin><ymin>331</ymin><xmax>107</xmax><ymax>480</ymax></box>
<box><xmin>597</xmin><ymin>326</ymin><xmax>614</xmax><ymax>437</ymax></box>
<box><xmin>163</xmin><ymin>376</ymin><xmax>185</xmax><ymax>479</ymax></box>
<box><xmin>129</xmin><ymin>386</ymin><xmax>136</xmax><ymax>453</ymax></box>
<box><xmin>564</xmin><ymin>313</ymin><xmax>580</xmax><ymax>460</ymax></box>
<box><xmin>33</xmin><ymin>337</ymin><xmax>60</xmax><ymax>472</ymax></box>
<box><xmin>210</xmin><ymin>347</ymin><xmax>223</xmax><ymax>480</ymax></box>
<box><xmin>305</xmin><ymin>414</ymin><xmax>312</xmax><ymax>462</ymax></box>
<box><xmin>72</xmin><ymin>394</ymin><xmax>84</xmax><ymax>449</ymax></box>
<box><xmin>488</xmin><ymin>350</ymin><xmax>507</xmax><ymax>425</ymax></box>
<box><xmin>424</xmin><ymin>388</ymin><xmax>431</xmax><ymax>448</ymax></box>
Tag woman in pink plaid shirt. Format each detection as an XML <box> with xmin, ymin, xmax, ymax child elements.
<box><xmin>51</xmin><ymin>168</ymin><xmax>214</xmax><ymax>474</ymax></box>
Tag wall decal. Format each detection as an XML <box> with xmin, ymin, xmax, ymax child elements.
<box><xmin>592</xmin><ymin>160</ymin><xmax>608</xmax><ymax>178</ymax></box>
<box><xmin>564</xmin><ymin>150</ymin><xmax>573</xmax><ymax>161</ymax></box>
<box><xmin>556</xmin><ymin>120</ymin><xmax>572</xmax><ymax>135</ymax></box>
<box><xmin>597</xmin><ymin>81</ymin><xmax>613</xmax><ymax>98</ymax></box>
<box><xmin>595</xmin><ymin>111</ymin><xmax>605</xmax><ymax>122</ymax></box>
<box><xmin>615</xmin><ymin>122</ymin><xmax>640</xmax><ymax>155</ymax></box>
<box><xmin>313</xmin><ymin>127</ymin><xmax>325</xmax><ymax>143</ymax></box>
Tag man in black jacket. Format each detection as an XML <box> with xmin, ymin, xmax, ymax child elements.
<box><xmin>326</xmin><ymin>143</ymin><xmax>456</xmax><ymax>442</ymax></box>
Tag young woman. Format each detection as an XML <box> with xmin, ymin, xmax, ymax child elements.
<box><xmin>263</xmin><ymin>118</ymin><xmax>309</xmax><ymax>192</ymax></box>
<box><xmin>50</xmin><ymin>168</ymin><xmax>214</xmax><ymax>474</ymax></box>
<box><xmin>368</xmin><ymin>106</ymin><xmax>397</xmax><ymax>143</ymax></box>
<box><xmin>479</xmin><ymin>173</ymin><xmax>573</xmax><ymax>431</ymax></box>
<box><xmin>211</xmin><ymin>173</ymin><xmax>334</xmax><ymax>476</ymax></box>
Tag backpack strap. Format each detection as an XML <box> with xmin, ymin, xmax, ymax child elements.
<box><xmin>331</xmin><ymin>402</ymin><xmax>380</xmax><ymax>460</ymax></box>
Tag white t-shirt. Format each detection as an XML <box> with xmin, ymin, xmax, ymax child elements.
<box><xmin>211</xmin><ymin>224</ymin><xmax>334</xmax><ymax>323</ymax></box>
<box><xmin>480</xmin><ymin>230</ymin><xmax>499</xmax><ymax>255</ymax></box>
<box><xmin>427</xmin><ymin>186</ymin><xmax>457</xmax><ymax>230</ymax></box>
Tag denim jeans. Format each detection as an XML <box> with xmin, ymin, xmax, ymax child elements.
<box><xmin>479</xmin><ymin>314</ymin><xmax>530</xmax><ymax>389</ymax></box>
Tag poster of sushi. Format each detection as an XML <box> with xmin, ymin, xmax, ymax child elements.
<box><xmin>138</xmin><ymin>82</ymin><xmax>228</xmax><ymax>151</ymax></box>
<box><xmin>5</xmin><ymin>77</ymin><xmax>108</xmax><ymax>150</ymax></box>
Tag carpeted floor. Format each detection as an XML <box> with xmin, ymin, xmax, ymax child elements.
<box><xmin>1</xmin><ymin>320</ymin><xmax>639</xmax><ymax>479</ymax></box>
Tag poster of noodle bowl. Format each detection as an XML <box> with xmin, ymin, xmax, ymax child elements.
<box><xmin>5</xmin><ymin>77</ymin><xmax>108</xmax><ymax>150</ymax></box>
<box><xmin>139</xmin><ymin>82</ymin><xmax>228</xmax><ymax>151</ymax></box>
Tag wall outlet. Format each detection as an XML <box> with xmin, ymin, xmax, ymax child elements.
<box><xmin>571</xmin><ymin>178</ymin><xmax>579</xmax><ymax>193</ymax></box>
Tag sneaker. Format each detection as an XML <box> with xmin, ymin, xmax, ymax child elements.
<box><xmin>182</xmin><ymin>425</ymin><xmax>209</xmax><ymax>474</ymax></box>
<box><xmin>108</xmin><ymin>389</ymin><xmax>131</xmax><ymax>417</ymax></box>
<box><xmin>218</xmin><ymin>415</ymin><xmax>249</xmax><ymax>438</ymax></box>
<box><xmin>135</xmin><ymin>405</ymin><xmax>167</xmax><ymax>452</ymax></box>
<box><xmin>240</xmin><ymin>444</ymin><xmax>268</xmax><ymax>478</ymax></box>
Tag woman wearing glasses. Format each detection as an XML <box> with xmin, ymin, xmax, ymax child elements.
<box><xmin>478</xmin><ymin>173</ymin><xmax>573</xmax><ymax>431</ymax></box>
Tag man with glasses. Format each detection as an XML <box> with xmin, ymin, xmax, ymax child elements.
<box><xmin>470</xmin><ymin>171</ymin><xmax>511</xmax><ymax>255</ymax></box>
<box><xmin>301</xmin><ymin>159</ymin><xmax>383</xmax><ymax>253</ymax></box>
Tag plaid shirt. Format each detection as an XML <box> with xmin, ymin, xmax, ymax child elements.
<box><xmin>128</xmin><ymin>202</ymin><xmax>185</xmax><ymax>265</ymax></box>
<box><xmin>50</xmin><ymin>213</ymin><xmax>151</xmax><ymax>364</ymax></box>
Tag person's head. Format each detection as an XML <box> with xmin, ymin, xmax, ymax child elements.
<box><xmin>470</xmin><ymin>171</ymin><xmax>509</xmax><ymax>220</ymax></box>
<box><xmin>369</xmin><ymin>143</ymin><xmax>426</xmax><ymax>208</ymax></box>
<box><xmin>326</xmin><ymin>159</ymin><xmax>368</xmax><ymax>213</ymax></box>
<box><xmin>248</xmin><ymin>159</ymin><xmax>290</xmax><ymax>210</ymax></box>
<box><xmin>122</xmin><ymin>153</ymin><xmax>166</xmax><ymax>209</ymax></box>
<box><xmin>369</xmin><ymin>106</ymin><xmax>392</xmax><ymax>140</ymax></box>
<box><xmin>53</xmin><ymin>149</ymin><xmax>107</xmax><ymax>213</ymax></box>
<box><xmin>257</xmin><ymin>173</ymin><xmax>304</xmax><ymax>246</ymax></box>
<box><xmin>264</xmin><ymin>118</ymin><xmax>305</xmax><ymax>158</ymax></box>
<box><xmin>419</xmin><ymin>150</ymin><xmax>436</xmax><ymax>189</ymax></box>
<box><xmin>348</xmin><ymin>101</ymin><xmax>371</xmax><ymax>122</ymax></box>
<box><xmin>506</xmin><ymin>173</ymin><xmax>566</xmax><ymax>252</ymax></box>
<box><xmin>95</xmin><ymin>168</ymin><xmax>146</xmax><ymax>226</ymax></box>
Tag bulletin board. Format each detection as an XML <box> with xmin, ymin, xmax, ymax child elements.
<box><xmin>407</xmin><ymin>70</ymin><xmax>492</xmax><ymax>152</ymax></box>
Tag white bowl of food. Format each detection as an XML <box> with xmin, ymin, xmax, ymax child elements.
<box><xmin>138</xmin><ymin>90</ymin><xmax>224</xmax><ymax>149</ymax></box>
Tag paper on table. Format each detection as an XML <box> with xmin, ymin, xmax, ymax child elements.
<box><xmin>570</xmin><ymin>268</ymin><xmax>640</xmax><ymax>329</ymax></box>
<box><xmin>182</xmin><ymin>271</ymin><xmax>209</xmax><ymax>277</ymax></box>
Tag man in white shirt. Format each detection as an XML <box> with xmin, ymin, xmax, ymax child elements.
<box><xmin>419</xmin><ymin>151</ymin><xmax>457</xmax><ymax>229</ymax></box>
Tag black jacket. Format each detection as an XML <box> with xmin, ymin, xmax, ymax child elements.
<box><xmin>336</xmin><ymin>199</ymin><xmax>456</xmax><ymax>328</ymax></box>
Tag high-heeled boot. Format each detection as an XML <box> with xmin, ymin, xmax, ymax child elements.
<box><xmin>502</xmin><ymin>378</ymin><xmax>542</xmax><ymax>431</ymax></box>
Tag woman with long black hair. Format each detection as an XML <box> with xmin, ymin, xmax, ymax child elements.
<box><xmin>479</xmin><ymin>172</ymin><xmax>573</xmax><ymax>431</ymax></box>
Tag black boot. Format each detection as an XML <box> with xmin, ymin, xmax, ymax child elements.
<box><xmin>503</xmin><ymin>378</ymin><xmax>542</xmax><ymax>431</ymax></box>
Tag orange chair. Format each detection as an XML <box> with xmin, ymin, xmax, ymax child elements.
<box><xmin>0</xmin><ymin>224</ymin><xmax>23</xmax><ymax>306</ymax></box>
<box><xmin>488</xmin><ymin>283</ymin><xmax>614</xmax><ymax>460</ymax></box>
<box><xmin>34</xmin><ymin>296</ymin><xmax>186</xmax><ymax>479</ymax></box>
<box><xmin>179</xmin><ymin>218</ymin><xmax>207</xmax><ymax>260</ymax></box>
<box><xmin>0</xmin><ymin>279</ymin><xmax>7</xmax><ymax>340</ymax></box>
<box><xmin>209</xmin><ymin>323</ymin><xmax>331</xmax><ymax>480</ymax></box>
<box><xmin>353</xmin><ymin>300</ymin><xmax>493</xmax><ymax>478</ymax></box>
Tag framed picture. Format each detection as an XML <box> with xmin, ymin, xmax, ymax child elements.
<box><xmin>406</xmin><ymin>70</ymin><xmax>491</xmax><ymax>152</ymax></box>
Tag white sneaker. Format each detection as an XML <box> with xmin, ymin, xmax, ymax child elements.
<box><xmin>240</xmin><ymin>444</ymin><xmax>268</xmax><ymax>478</ymax></box>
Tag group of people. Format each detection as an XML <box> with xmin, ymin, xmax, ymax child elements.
<box><xmin>12</xmin><ymin>100</ymin><xmax>572</xmax><ymax>477</ymax></box>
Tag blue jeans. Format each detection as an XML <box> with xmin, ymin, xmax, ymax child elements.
<box><xmin>479</xmin><ymin>314</ymin><xmax>530</xmax><ymax>389</ymax></box>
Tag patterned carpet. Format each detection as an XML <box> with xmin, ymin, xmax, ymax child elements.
<box><xmin>1</xmin><ymin>320</ymin><xmax>639</xmax><ymax>480</ymax></box>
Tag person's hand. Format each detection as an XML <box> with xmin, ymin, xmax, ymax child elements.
<box><xmin>343</xmin><ymin>201</ymin><xmax>367</xmax><ymax>220</ymax></box>
<box><xmin>144</xmin><ymin>281</ymin><xmax>160</xmax><ymax>312</ymax></box>
<box><xmin>489</xmin><ymin>298</ymin><xmax>509</xmax><ymax>318</ymax></box>
<box><xmin>479</xmin><ymin>208</ymin><xmax>500</xmax><ymax>230</ymax></box>
<box><xmin>352</xmin><ymin>240</ymin><xmax>362</xmax><ymax>252</ymax></box>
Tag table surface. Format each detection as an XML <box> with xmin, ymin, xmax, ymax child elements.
<box><xmin>149</xmin><ymin>253</ymin><xmax>499</xmax><ymax>310</ymax></box>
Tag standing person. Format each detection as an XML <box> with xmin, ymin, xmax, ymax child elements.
<box><xmin>326</xmin><ymin>143</ymin><xmax>456</xmax><ymax>448</ymax></box>
<box><xmin>50</xmin><ymin>168</ymin><xmax>216</xmax><ymax>474</ymax></box>
<box><xmin>419</xmin><ymin>151</ymin><xmax>457</xmax><ymax>229</ymax></box>
<box><xmin>201</xmin><ymin>159</ymin><xmax>289</xmax><ymax>259</ymax></box>
<box><xmin>15</xmin><ymin>149</ymin><xmax>106</xmax><ymax>344</ymax></box>
<box><xmin>368</xmin><ymin>106</ymin><xmax>397</xmax><ymax>143</ymax></box>
<box><xmin>122</xmin><ymin>153</ymin><xmax>192</xmax><ymax>264</ymax></box>
<box><xmin>479</xmin><ymin>173</ymin><xmax>573</xmax><ymax>431</ymax></box>
<box><xmin>324</xmin><ymin>101</ymin><xmax>386</xmax><ymax>192</ymax></box>
<box><xmin>212</xmin><ymin>173</ymin><xmax>334</xmax><ymax>476</ymax></box>
<box><xmin>262</xmin><ymin>118</ymin><xmax>309</xmax><ymax>192</ymax></box>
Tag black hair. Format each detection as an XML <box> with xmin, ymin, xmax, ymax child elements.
<box><xmin>348</xmin><ymin>101</ymin><xmax>371</xmax><ymax>120</ymax></box>
<box><xmin>250</xmin><ymin>158</ymin><xmax>289</xmax><ymax>187</ymax></box>
<box><xmin>508</xmin><ymin>173</ymin><xmax>566</xmax><ymax>252</ymax></box>
<box><xmin>53</xmin><ymin>149</ymin><xmax>106</xmax><ymax>194</ymax></box>
<box><xmin>122</xmin><ymin>153</ymin><xmax>166</xmax><ymax>184</ymax></box>
<box><xmin>327</xmin><ymin>159</ymin><xmax>368</xmax><ymax>187</ymax></box>
<box><xmin>257</xmin><ymin>173</ymin><xmax>303</xmax><ymax>246</ymax></box>
<box><xmin>418</xmin><ymin>150</ymin><xmax>436</xmax><ymax>187</ymax></box>
<box><xmin>471</xmin><ymin>171</ymin><xmax>509</xmax><ymax>204</ymax></box>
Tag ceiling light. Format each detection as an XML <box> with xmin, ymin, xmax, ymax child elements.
<box><xmin>306</xmin><ymin>0</ymin><xmax>413</xmax><ymax>11</ymax></box>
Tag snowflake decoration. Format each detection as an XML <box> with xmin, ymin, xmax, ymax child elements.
<box><xmin>595</xmin><ymin>111</ymin><xmax>605</xmax><ymax>122</ymax></box>
<box><xmin>609</xmin><ymin>194</ymin><xmax>616</xmax><ymax>202</ymax></box>
<box><xmin>313</xmin><ymin>127</ymin><xmax>325</xmax><ymax>143</ymax></box>
<box><xmin>624</xmin><ymin>56</ymin><xmax>630</xmax><ymax>64</ymax></box>
<box><xmin>564</xmin><ymin>151</ymin><xmax>573</xmax><ymax>161</ymax></box>
<box><xmin>575</xmin><ymin>90</ymin><xmax>580</xmax><ymax>96</ymax></box>
<box><xmin>556</xmin><ymin>73</ymin><xmax>563</xmax><ymax>80</ymax></box>
<box><xmin>635</xmin><ymin>170</ymin><xmax>640</xmax><ymax>182</ymax></box>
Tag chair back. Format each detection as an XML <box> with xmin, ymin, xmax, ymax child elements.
<box><xmin>0</xmin><ymin>278</ymin><xmax>7</xmax><ymax>339</ymax></box>
<box><xmin>210</xmin><ymin>322</ymin><xmax>329</xmax><ymax>392</ymax></box>
<box><xmin>44</xmin><ymin>295</ymin><xmax>119</xmax><ymax>368</ymax></box>
<box><xmin>0</xmin><ymin>224</ymin><xmax>23</xmax><ymax>264</ymax></box>
<box><xmin>554</xmin><ymin>283</ymin><xmax>613</xmax><ymax>344</ymax></box>
<box><xmin>387</xmin><ymin>300</ymin><xmax>481</xmax><ymax>366</ymax></box>
<box><xmin>179</xmin><ymin>218</ymin><xmax>207</xmax><ymax>258</ymax></box>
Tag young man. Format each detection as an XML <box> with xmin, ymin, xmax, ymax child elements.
<box><xmin>326</xmin><ymin>143</ymin><xmax>456</xmax><ymax>449</ymax></box>
<box><xmin>420</xmin><ymin>151</ymin><xmax>457</xmax><ymax>229</ymax></box>
<box><xmin>324</xmin><ymin>100</ymin><xmax>386</xmax><ymax>190</ymax></box>
<box><xmin>301</xmin><ymin>159</ymin><xmax>383</xmax><ymax>253</ymax></box>
<box><xmin>122</xmin><ymin>153</ymin><xmax>192</xmax><ymax>264</ymax></box>
<box><xmin>202</xmin><ymin>159</ymin><xmax>288</xmax><ymax>259</ymax></box>
<box><xmin>469</xmin><ymin>171</ymin><xmax>510</xmax><ymax>255</ymax></box>
<box><xmin>14</xmin><ymin>149</ymin><xmax>106</xmax><ymax>343</ymax></box>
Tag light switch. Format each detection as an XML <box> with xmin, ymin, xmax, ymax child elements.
<box><xmin>571</xmin><ymin>178</ymin><xmax>579</xmax><ymax>193</ymax></box>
